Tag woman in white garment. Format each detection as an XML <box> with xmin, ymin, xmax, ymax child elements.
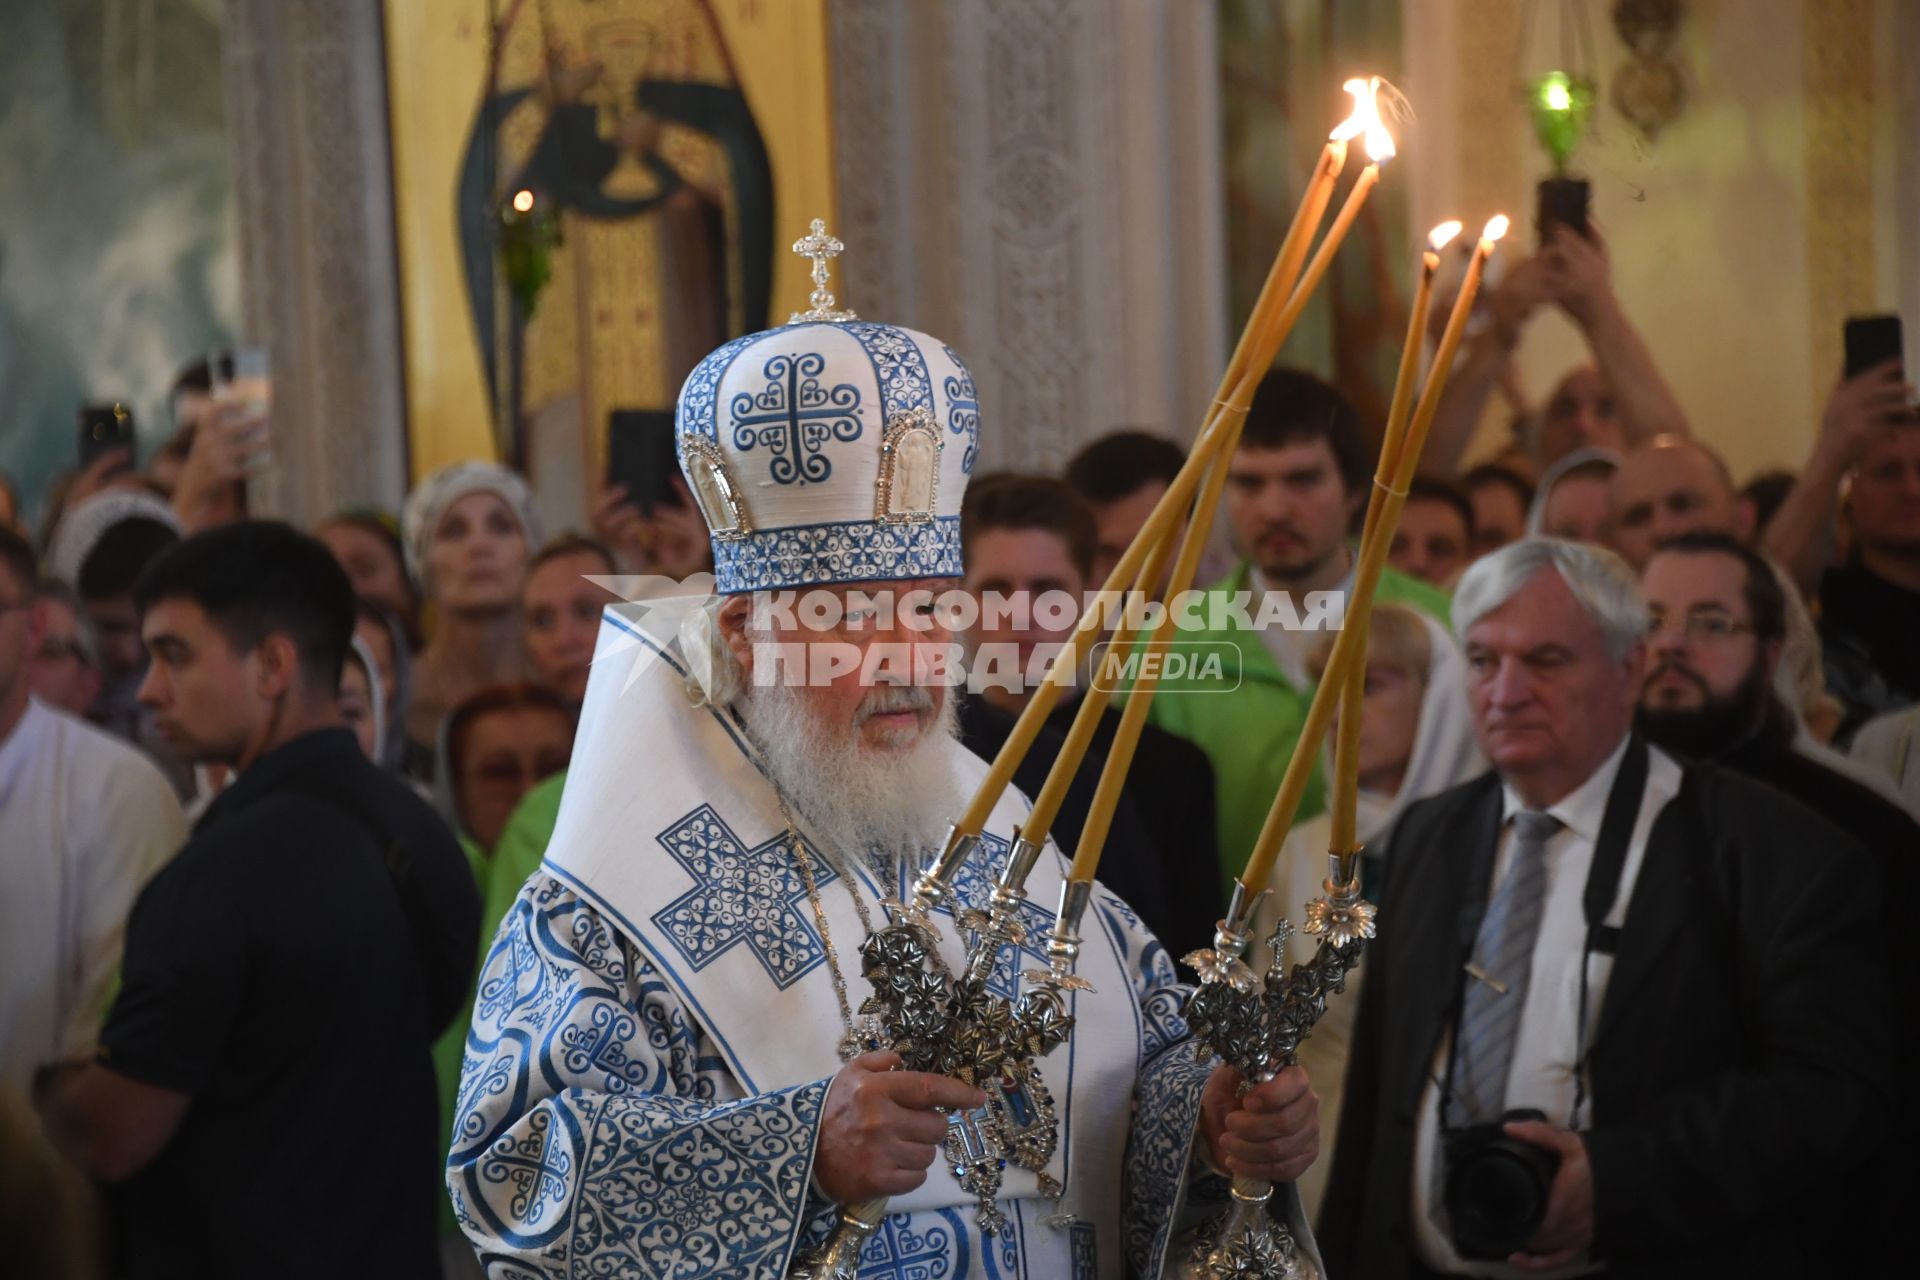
<box><xmin>1259</xmin><ymin>603</ymin><xmax>1486</xmax><ymax>1224</ymax></box>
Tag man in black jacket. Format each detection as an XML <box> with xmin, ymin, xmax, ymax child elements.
<box><xmin>957</xmin><ymin>471</ymin><xmax>1222</xmax><ymax>955</ymax></box>
<box><xmin>1319</xmin><ymin>538</ymin><xmax>1891</xmax><ymax>1279</ymax></box>
<box><xmin>1637</xmin><ymin>530</ymin><xmax>1919</xmax><ymax>1252</ymax></box>
<box><xmin>37</xmin><ymin>522</ymin><xmax>480</xmax><ymax>1280</ymax></box>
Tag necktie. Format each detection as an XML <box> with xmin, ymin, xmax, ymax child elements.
<box><xmin>1451</xmin><ymin>809</ymin><xmax>1562</xmax><ymax>1125</ymax></box>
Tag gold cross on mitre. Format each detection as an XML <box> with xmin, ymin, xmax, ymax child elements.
<box><xmin>788</xmin><ymin>217</ymin><xmax>858</xmax><ymax>324</ymax></box>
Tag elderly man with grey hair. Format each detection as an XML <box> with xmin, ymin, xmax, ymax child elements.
<box><xmin>1320</xmin><ymin>537</ymin><xmax>1892</xmax><ymax>1280</ymax></box>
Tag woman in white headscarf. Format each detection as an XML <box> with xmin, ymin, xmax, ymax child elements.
<box><xmin>401</xmin><ymin>462</ymin><xmax>542</xmax><ymax>773</ymax></box>
<box><xmin>1524</xmin><ymin>444</ymin><xmax>1621</xmax><ymax>543</ymax></box>
<box><xmin>1257</xmin><ymin>604</ymin><xmax>1486</xmax><ymax>1223</ymax></box>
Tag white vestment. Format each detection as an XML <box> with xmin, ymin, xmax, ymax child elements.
<box><xmin>0</xmin><ymin>698</ymin><xmax>184</xmax><ymax>1089</ymax></box>
<box><xmin>447</xmin><ymin>603</ymin><xmax>1319</xmax><ymax>1278</ymax></box>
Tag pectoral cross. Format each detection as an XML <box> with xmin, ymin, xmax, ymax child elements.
<box><xmin>788</xmin><ymin>217</ymin><xmax>857</xmax><ymax>323</ymax></box>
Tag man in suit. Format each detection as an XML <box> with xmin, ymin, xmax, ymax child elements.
<box><xmin>1318</xmin><ymin>538</ymin><xmax>1891</xmax><ymax>1279</ymax></box>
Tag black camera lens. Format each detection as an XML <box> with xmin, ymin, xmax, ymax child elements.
<box><xmin>1442</xmin><ymin>1108</ymin><xmax>1562</xmax><ymax>1261</ymax></box>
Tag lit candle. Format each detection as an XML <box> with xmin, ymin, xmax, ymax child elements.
<box><xmin>1055</xmin><ymin>80</ymin><xmax>1401</xmax><ymax>885</ymax></box>
<box><xmin>1327</xmin><ymin>221</ymin><xmax>1461</xmax><ymax>856</ymax></box>
<box><xmin>1240</xmin><ymin>214</ymin><xmax>1507</xmax><ymax>899</ymax></box>
<box><xmin>957</xmin><ymin>83</ymin><xmax>1394</xmax><ymax>845</ymax></box>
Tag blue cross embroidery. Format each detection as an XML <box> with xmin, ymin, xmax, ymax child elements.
<box><xmin>652</xmin><ymin>804</ymin><xmax>836</xmax><ymax>990</ymax></box>
<box><xmin>943</xmin><ymin>344</ymin><xmax>980</xmax><ymax>473</ymax></box>
<box><xmin>480</xmin><ymin>1107</ymin><xmax>574</xmax><ymax>1223</ymax></box>
<box><xmin>921</xmin><ymin>832</ymin><xmax>1055</xmax><ymax>1000</ymax></box>
<box><xmin>730</xmin><ymin>351</ymin><xmax>863</xmax><ymax>484</ymax></box>
<box><xmin>860</xmin><ymin>1208</ymin><xmax>972</xmax><ymax>1277</ymax></box>
<box><xmin>554</xmin><ymin>998</ymin><xmax>651</xmax><ymax>1094</ymax></box>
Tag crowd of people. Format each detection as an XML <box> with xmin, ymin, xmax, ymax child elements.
<box><xmin>1</xmin><ymin>219</ymin><xmax>1917</xmax><ymax>1279</ymax></box>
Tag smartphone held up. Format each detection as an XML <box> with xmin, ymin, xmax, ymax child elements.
<box><xmin>209</xmin><ymin>345</ymin><xmax>275</xmax><ymax>474</ymax></box>
<box><xmin>77</xmin><ymin>402</ymin><xmax>136</xmax><ymax>470</ymax></box>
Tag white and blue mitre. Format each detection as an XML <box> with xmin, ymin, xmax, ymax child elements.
<box><xmin>674</xmin><ymin>237</ymin><xmax>980</xmax><ymax>593</ymax></box>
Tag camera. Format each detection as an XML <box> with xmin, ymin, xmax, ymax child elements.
<box><xmin>1441</xmin><ymin>1108</ymin><xmax>1561</xmax><ymax>1261</ymax></box>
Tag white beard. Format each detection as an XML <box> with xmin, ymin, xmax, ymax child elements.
<box><xmin>734</xmin><ymin>680</ymin><xmax>962</xmax><ymax>875</ymax></box>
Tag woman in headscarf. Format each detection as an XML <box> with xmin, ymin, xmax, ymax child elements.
<box><xmin>1524</xmin><ymin>444</ymin><xmax>1621</xmax><ymax>545</ymax></box>
<box><xmin>400</xmin><ymin>462</ymin><xmax>541</xmax><ymax>774</ymax></box>
<box><xmin>1258</xmin><ymin>603</ymin><xmax>1487</xmax><ymax>1223</ymax></box>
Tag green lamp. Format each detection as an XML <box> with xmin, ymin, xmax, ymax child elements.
<box><xmin>1528</xmin><ymin>69</ymin><xmax>1597</xmax><ymax>240</ymax></box>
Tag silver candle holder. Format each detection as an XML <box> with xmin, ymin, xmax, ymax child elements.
<box><xmin>1171</xmin><ymin>850</ymin><xmax>1376</xmax><ymax>1280</ymax></box>
<box><xmin>791</xmin><ymin>825</ymin><xmax>1086</xmax><ymax>1276</ymax></box>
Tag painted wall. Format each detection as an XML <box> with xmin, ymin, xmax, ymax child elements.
<box><xmin>1402</xmin><ymin>0</ymin><xmax>1915</xmax><ymax>481</ymax></box>
<box><xmin>385</xmin><ymin>0</ymin><xmax>838</xmax><ymax>490</ymax></box>
<box><xmin>0</xmin><ymin>0</ymin><xmax>237</xmax><ymax>526</ymax></box>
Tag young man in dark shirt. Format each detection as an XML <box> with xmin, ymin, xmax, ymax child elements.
<box><xmin>36</xmin><ymin>521</ymin><xmax>480</xmax><ymax>1279</ymax></box>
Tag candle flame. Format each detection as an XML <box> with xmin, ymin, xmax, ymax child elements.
<box><xmin>1481</xmin><ymin>213</ymin><xmax>1511</xmax><ymax>243</ymax></box>
<box><xmin>1330</xmin><ymin>76</ymin><xmax>1398</xmax><ymax>164</ymax></box>
<box><xmin>1428</xmin><ymin>220</ymin><xmax>1463</xmax><ymax>252</ymax></box>
<box><xmin>512</xmin><ymin>189</ymin><xmax>535</xmax><ymax>213</ymax></box>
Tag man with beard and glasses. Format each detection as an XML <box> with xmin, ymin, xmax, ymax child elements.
<box><xmin>446</xmin><ymin>247</ymin><xmax>1323</xmax><ymax>1279</ymax></box>
<box><xmin>1636</xmin><ymin>531</ymin><xmax>1920</xmax><ymax>1251</ymax></box>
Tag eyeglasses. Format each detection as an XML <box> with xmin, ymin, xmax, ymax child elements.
<box><xmin>1646</xmin><ymin>611</ymin><xmax>1755</xmax><ymax>643</ymax></box>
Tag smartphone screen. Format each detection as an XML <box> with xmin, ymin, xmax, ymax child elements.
<box><xmin>1844</xmin><ymin>314</ymin><xmax>1904</xmax><ymax>378</ymax></box>
<box><xmin>607</xmin><ymin>409</ymin><xmax>684</xmax><ymax>515</ymax></box>
<box><xmin>1536</xmin><ymin>177</ymin><xmax>1591</xmax><ymax>244</ymax></box>
<box><xmin>77</xmin><ymin>402</ymin><xmax>136</xmax><ymax>468</ymax></box>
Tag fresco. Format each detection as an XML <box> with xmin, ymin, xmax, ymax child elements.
<box><xmin>0</xmin><ymin>0</ymin><xmax>236</xmax><ymax>528</ymax></box>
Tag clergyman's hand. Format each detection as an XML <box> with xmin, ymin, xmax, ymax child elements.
<box><xmin>1503</xmin><ymin>1118</ymin><xmax>1595</xmax><ymax>1271</ymax></box>
<box><xmin>1200</xmin><ymin>1064</ymin><xmax>1320</xmax><ymax>1184</ymax></box>
<box><xmin>814</xmin><ymin>1051</ymin><xmax>985</xmax><ymax>1203</ymax></box>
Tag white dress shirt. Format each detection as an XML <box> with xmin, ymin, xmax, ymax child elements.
<box><xmin>1249</xmin><ymin>563</ymin><xmax>1360</xmax><ymax>688</ymax></box>
<box><xmin>1411</xmin><ymin>735</ymin><xmax>1683</xmax><ymax>1278</ymax></box>
<box><xmin>0</xmin><ymin>698</ymin><xmax>186</xmax><ymax>1090</ymax></box>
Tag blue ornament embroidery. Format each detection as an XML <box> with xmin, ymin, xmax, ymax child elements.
<box><xmin>651</xmin><ymin>805</ymin><xmax>837</xmax><ymax>990</ymax></box>
<box><xmin>730</xmin><ymin>351</ymin><xmax>863</xmax><ymax>484</ymax></box>
<box><xmin>710</xmin><ymin>516</ymin><xmax>963</xmax><ymax>594</ymax></box>
<box><xmin>1071</xmin><ymin>1219</ymin><xmax>1099</xmax><ymax>1280</ymax></box>
<box><xmin>943</xmin><ymin>344</ymin><xmax>981</xmax><ymax>473</ymax></box>
<box><xmin>677</xmin><ymin>330</ymin><xmax>764</xmax><ymax>442</ymax></box>
<box><xmin>858</xmin><ymin>1208</ymin><xmax>971</xmax><ymax>1277</ymax></box>
<box><xmin>846</xmin><ymin>322</ymin><xmax>934</xmax><ymax>419</ymax></box>
<box><xmin>477</xmin><ymin>1104</ymin><xmax>578</xmax><ymax>1225</ymax></box>
<box><xmin>1125</xmin><ymin>1036</ymin><xmax>1214</xmax><ymax>1275</ymax></box>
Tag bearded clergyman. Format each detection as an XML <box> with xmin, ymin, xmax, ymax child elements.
<box><xmin>446</xmin><ymin>231</ymin><xmax>1323</xmax><ymax>1278</ymax></box>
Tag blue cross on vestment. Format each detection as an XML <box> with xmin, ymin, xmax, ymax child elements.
<box><xmin>730</xmin><ymin>351</ymin><xmax>863</xmax><ymax>484</ymax></box>
<box><xmin>652</xmin><ymin>804</ymin><xmax>839</xmax><ymax>990</ymax></box>
<box><xmin>859</xmin><ymin>1208</ymin><xmax>973</xmax><ymax>1277</ymax></box>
